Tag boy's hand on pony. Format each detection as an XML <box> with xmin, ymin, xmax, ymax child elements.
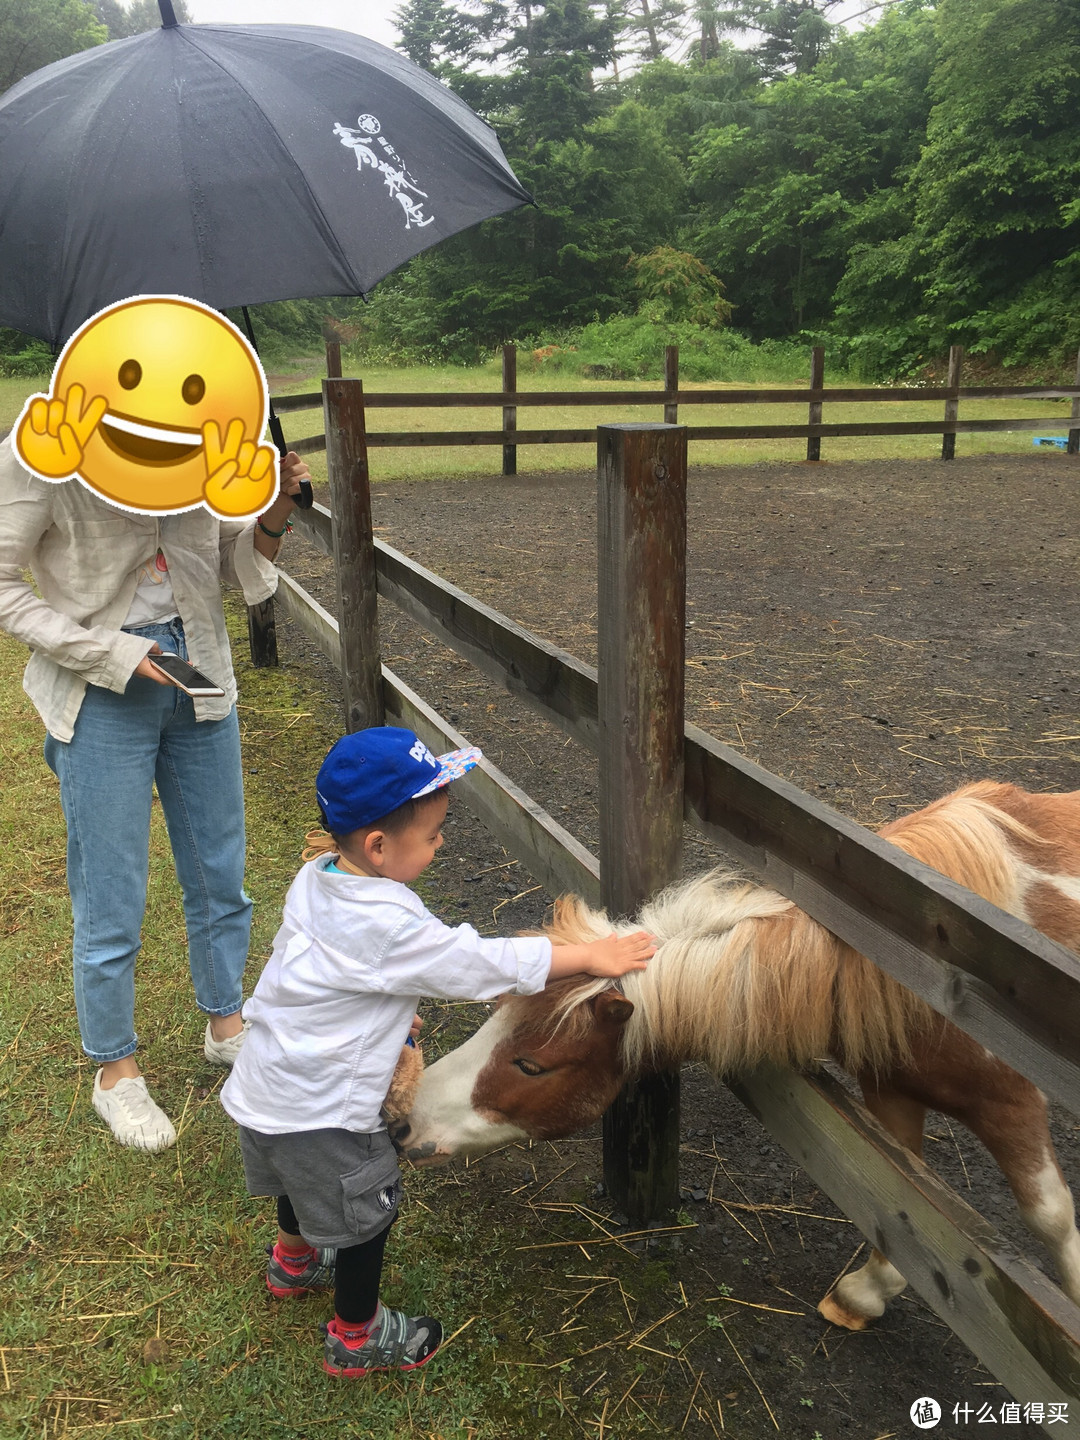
<box><xmin>548</xmin><ymin>930</ymin><xmax>656</xmax><ymax>981</ymax></box>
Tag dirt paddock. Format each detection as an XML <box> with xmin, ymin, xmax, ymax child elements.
<box><xmin>277</xmin><ymin>450</ymin><xmax>1080</xmax><ymax>1437</ymax></box>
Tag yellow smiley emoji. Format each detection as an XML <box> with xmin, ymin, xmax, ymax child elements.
<box><xmin>15</xmin><ymin>295</ymin><xmax>279</xmax><ymax>519</ymax></box>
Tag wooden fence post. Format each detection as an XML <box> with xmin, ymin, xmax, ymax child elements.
<box><xmin>664</xmin><ymin>344</ymin><xmax>679</xmax><ymax>425</ymax></box>
<box><xmin>942</xmin><ymin>345</ymin><xmax>964</xmax><ymax>460</ymax></box>
<box><xmin>502</xmin><ymin>344</ymin><xmax>517</xmax><ymax>477</ymax></box>
<box><xmin>1068</xmin><ymin>349</ymin><xmax>1080</xmax><ymax>456</ymax></box>
<box><xmin>597</xmin><ymin>422</ymin><xmax>687</xmax><ymax>1223</ymax></box>
<box><xmin>325</xmin><ymin>338</ymin><xmax>342</xmax><ymax>379</ymax></box>
<box><xmin>807</xmin><ymin>345</ymin><xmax>825</xmax><ymax>461</ymax></box>
<box><xmin>246</xmin><ymin>598</ymin><xmax>278</xmax><ymax>667</ymax></box>
<box><xmin>324</xmin><ymin>377</ymin><xmax>383</xmax><ymax>731</ymax></box>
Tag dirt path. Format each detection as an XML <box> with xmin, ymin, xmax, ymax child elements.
<box><xmin>274</xmin><ymin>451</ymin><xmax>1080</xmax><ymax>1437</ymax></box>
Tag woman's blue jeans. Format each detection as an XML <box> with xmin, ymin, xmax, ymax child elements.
<box><xmin>44</xmin><ymin>619</ymin><xmax>251</xmax><ymax>1062</ymax></box>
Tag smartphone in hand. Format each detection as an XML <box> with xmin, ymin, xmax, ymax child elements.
<box><xmin>148</xmin><ymin>654</ymin><xmax>226</xmax><ymax>697</ymax></box>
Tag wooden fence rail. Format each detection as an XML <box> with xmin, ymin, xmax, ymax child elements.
<box><xmin>267</xmin><ymin>385</ymin><xmax>1080</xmax><ymax>1416</ymax></box>
<box><xmin>269</xmin><ymin>342</ymin><xmax>1080</xmax><ymax>470</ymax></box>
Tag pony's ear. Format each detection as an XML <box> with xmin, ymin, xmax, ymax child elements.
<box><xmin>592</xmin><ymin>990</ymin><xmax>634</xmax><ymax>1028</ymax></box>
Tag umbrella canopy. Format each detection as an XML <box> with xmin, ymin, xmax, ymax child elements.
<box><xmin>0</xmin><ymin>18</ymin><xmax>531</xmax><ymax>348</ymax></box>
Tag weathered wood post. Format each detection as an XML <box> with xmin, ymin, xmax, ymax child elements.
<box><xmin>246</xmin><ymin>598</ymin><xmax>278</xmax><ymax>667</ymax></box>
<box><xmin>807</xmin><ymin>345</ymin><xmax>825</xmax><ymax>461</ymax></box>
<box><xmin>324</xmin><ymin>377</ymin><xmax>383</xmax><ymax>732</ymax></box>
<box><xmin>942</xmin><ymin>345</ymin><xmax>964</xmax><ymax>460</ymax></box>
<box><xmin>1068</xmin><ymin>349</ymin><xmax>1080</xmax><ymax>457</ymax></box>
<box><xmin>325</xmin><ymin>338</ymin><xmax>342</xmax><ymax>379</ymax></box>
<box><xmin>597</xmin><ymin>422</ymin><xmax>687</xmax><ymax>1222</ymax></box>
<box><xmin>502</xmin><ymin>343</ymin><xmax>517</xmax><ymax>477</ymax></box>
<box><xmin>664</xmin><ymin>344</ymin><xmax>679</xmax><ymax>426</ymax></box>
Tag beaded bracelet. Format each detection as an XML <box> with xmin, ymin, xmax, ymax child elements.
<box><xmin>257</xmin><ymin>516</ymin><xmax>292</xmax><ymax>538</ymax></box>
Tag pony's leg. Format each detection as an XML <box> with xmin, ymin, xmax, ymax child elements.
<box><xmin>963</xmin><ymin>1091</ymin><xmax>1080</xmax><ymax>1306</ymax></box>
<box><xmin>818</xmin><ymin>1088</ymin><xmax>925</xmax><ymax>1331</ymax></box>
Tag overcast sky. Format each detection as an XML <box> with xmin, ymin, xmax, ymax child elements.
<box><xmin>184</xmin><ymin>1</ymin><xmax>403</xmax><ymax>48</ymax></box>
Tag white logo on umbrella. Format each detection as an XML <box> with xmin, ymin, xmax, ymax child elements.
<box><xmin>332</xmin><ymin>113</ymin><xmax>435</xmax><ymax>231</ymax></box>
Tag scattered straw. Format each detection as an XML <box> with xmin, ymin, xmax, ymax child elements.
<box><xmin>517</xmin><ymin>1222</ymin><xmax>695</xmax><ymax>1251</ymax></box>
<box><xmin>440</xmin><ymin>1315</ymin><xmax>478</xmax><ymax>1351</ymax></box>
<box><xmin>681</xmin><ymin>1366</ymin><xmax>706</xmax><ymax>1432</ymax></box>
<box><xmin>716</xmin><ymin>1322</ymin><xmax>779</xmax><ymax>1431</ymax></box>
<box><xmin>700</xmin><ymin>1295</ymin><xmax>805</xmax><ymax>1316</ymax></box>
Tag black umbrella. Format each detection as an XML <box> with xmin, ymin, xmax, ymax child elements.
<box><xmin>0</xmin><ymin>5</ymin><xmax>530</xmax><ymax>347</ymax></box>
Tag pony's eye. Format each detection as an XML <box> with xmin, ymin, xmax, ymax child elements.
<box><xmin>513</xmin><ymin>1057</ymin><xmax>545</xmax><ymax>1077</ymax></box>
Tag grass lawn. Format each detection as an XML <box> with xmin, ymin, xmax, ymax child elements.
<box><xmin>2</xmin><ymin>361</ymin><xmax>1074</xmax><ymax>488</ymax></box>
<box><xmin>0</xmin><ymin>606</ymin><xmax>678</xmax><ymax>1440</ymax></box>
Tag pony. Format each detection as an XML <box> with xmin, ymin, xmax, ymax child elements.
<box><xmin>391</xmin><ymin>781</ymin><xmax>1080</xmax><ymax>1329</ymax></box>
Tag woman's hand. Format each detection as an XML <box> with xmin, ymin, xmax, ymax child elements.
<box><xmin>132</xmin><ymin>643</ymin><xmax>175</xmax><ymax>686</ymax></box>
<box><xmin>254</xmin><ymin>452</ymin><xmax>310</xmax><ymax>558</ymax></box>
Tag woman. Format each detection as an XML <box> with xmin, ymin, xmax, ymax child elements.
<box><xmin>0</xmin><ymin>431</ymin><xmax>310</xmax><ymax>1151</ymax></box>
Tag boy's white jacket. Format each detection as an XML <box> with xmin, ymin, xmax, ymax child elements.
<box><xmin>221</xmin><ymin>856</ymin><xmax>552</xmax><ymax>1135</ymax></box>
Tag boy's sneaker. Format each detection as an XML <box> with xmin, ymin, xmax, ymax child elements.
<box><xmin>322</xmin><ymin>1305</ymin><xmax>443</xmax><ymax>1377</ymax></box>
<box><xmin>266</xmin><ymin>1243</ymin><xmax>336</xmax><ymax>1298</ymax></box>
<box><xmin>203</xmin><ymin>1019</ymin><xmax>249</xmax><ymax>1067</ymax></box>
<box><xmin>92</xmin><ymin>1068</ymin><xmax>176</xmax><ymax>1152</ymax></box>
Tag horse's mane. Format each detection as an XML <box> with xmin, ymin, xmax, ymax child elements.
<box><xmin>539</xmin><ymin>781</ymin><xmax>1054</xmax><ymax>1077</ymax></box>
<box><xmin>542</xmin><ymin>874</ymin><xmax>927</xmax><ymax>1076</ymax></box>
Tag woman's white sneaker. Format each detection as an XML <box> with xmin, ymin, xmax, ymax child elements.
<box><xmin>92</xmin><ymin>1068</ymin><xmax>176</xmax><ymax>1152</ymax></box>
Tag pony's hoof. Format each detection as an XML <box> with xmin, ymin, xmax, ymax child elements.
<box><xmin>817</xmin><ymin>1293</ymin><xmax>871</xmax><ymax>1330</ymax></box>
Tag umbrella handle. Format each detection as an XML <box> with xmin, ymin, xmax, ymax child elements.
<box><xmin>269</xmin><ymin>409</ymin><xmax>313</xmax><ymax>509</ymax></box>
<box><xmin>240</xmin><ymin>306</ymin><xmax>313</xmax><ymax>510</ymax></box>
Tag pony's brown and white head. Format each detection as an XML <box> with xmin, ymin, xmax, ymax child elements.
<box><xmin>388</xmin><ymin>976</ymin><xmax>634</xmax><ymax>1164</ymax></box>
<box><xmin>390</xmin><ymin>864</ymin><xmax>928</xmax><ymax>1165</ymax></box>
<box><xmin>390</xmin><ymin>893</ymin><xmax>639</xmax><ymax>1164</ymax></box>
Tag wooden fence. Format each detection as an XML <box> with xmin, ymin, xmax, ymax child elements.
<box><xmin>268</xmin><ymin>342</ymin><xmax>1080</xmax><ymax>471</ymax></box>
<box><xmin>262</xmin><ymin>377</ymin><xmax>1080</xmax><ymax>1417</ymax></box>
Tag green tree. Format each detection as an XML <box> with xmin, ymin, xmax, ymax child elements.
<box><xmin>629</xmin><ymin>49</ymin><xmax>763</xmax><ymax>154</ymax></box>
<box><xmin>835</xmin><ymin>0</ymin><xmax>1080</xmax><ymax>367</ymax></box>
<box><xmin>615</xmin><ymin>0</ymin><xmax>688</xmax><ymax>62</ymax></box>
<box><xmin>394</xmin><ymin>0</ymin><xmax>482</xmax><ymax>78</ymax></box>
<box><xmin>361</xmin><ymin>96</ymin><xmax>686</xmax><ymax>353</ymax></box>
<box><xmin>0</xmin><ymin>0</ymin><xmax>106</xmax><ymax>92</ymax></box>
<box><xmin>485</xmin><ymin>0</ymin><xmax>618</xmax><ymax>144</ymax></box>
<box><xmin>630</xmin><ymin>246</ymin><xmax>734</xmax><ymax>324</ymax></box>
<box><xmin>747</xmin><ymin>0</ymin><xmax>835</xmax><ymax>76</ymax></box>
<box><xmin>913</xmin><ymin>0</ymin><xmax>1080</xmax><ymax>320</ymax></box>
<box><xmin>685</xmin><ymin>0</ymin><xmax>936</xmax><ymax>337</ymax></box>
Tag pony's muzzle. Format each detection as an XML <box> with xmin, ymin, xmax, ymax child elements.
<box><xmin>387</xmin><ymin>1118</ymin><xmax>411</xmax><ymax>1152</ymax></box>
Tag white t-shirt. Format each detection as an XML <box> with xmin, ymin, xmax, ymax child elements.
<box><xmin>124</xmin><ymin>548</ymin><xmax>179</xmax><ymax>627</ymax></box>
<box><xmin>221</xmin><ymin>856</ymin><xmax>552</xmax><ymax>1135</ymax></box>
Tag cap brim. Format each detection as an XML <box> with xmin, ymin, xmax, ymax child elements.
<box><xmin>410</xmin><ymin>745</ymin><xmax>482</xmax><ymax>798</ymax></box>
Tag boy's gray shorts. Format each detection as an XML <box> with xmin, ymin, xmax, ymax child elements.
<box><xmin>238</xmin><ymin>1126</ymin><xmax>402</xmax><ymax>1249</ymax></box>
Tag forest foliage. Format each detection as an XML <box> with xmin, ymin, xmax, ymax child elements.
<box><xmin>1</xmin><ymin>0</ymin><xmax>1077</xmax><ymax>380</ymax></box>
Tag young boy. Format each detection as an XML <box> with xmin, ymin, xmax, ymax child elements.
<box><xmin>221</xmin><ymin>726</ymin><xmax>654</xmax><ymax>1378</ymax></box>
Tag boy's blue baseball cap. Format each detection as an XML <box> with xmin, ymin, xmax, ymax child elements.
<box><xmin>316</xmin><ymin>726</ymin><xmax>482</xmax><ymax>833</ymax></box>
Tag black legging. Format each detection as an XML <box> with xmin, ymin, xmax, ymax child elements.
<box><xmin>277</xmin><ymin>1193</ymin><xmax>392</xmax><ymax>1325</ymax></box>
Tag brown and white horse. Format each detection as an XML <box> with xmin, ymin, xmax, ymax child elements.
<box><xmin>393</xmin><ymin>781</ymin><xmax>1080</xmax><ymax>1328</ymax></box>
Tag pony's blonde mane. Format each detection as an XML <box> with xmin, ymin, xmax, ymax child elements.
<box><xmin>880</xmin><ymin>781</ymin><xmax>1054</xmax><ymax>915</ymax></box>
<box><xmin>545</xmin><ymin>873</ymin><xmax>928</xmax><ymax>1076</ymax></box>
<box><xmin>542</xmin><ymin>782</ymin><xmax>1047</xmax><ymax>1077</ymax></box>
